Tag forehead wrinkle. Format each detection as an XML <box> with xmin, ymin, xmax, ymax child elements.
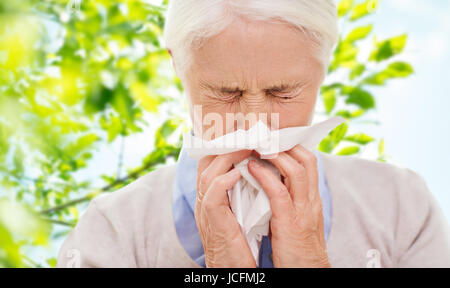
<box><xmin>192</xmin><ymin>20</ymin><xmax>322</xmax><ymax>92</ymax></box>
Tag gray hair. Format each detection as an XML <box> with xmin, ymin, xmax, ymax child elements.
<box><xmin>163</xmin><ymin>0</ymin><xmax>338</xmax><ymax>76</ymax></box>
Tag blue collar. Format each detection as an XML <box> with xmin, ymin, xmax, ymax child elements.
<box><xmin>172</xmin><ymin>147</ymin><xmax>332</xmax><ymax>267</ymax></box>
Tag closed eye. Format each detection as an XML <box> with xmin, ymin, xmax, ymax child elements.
<box><xmin>217</xmin><ymin>89</ymin><xmax>242</xmax><ymax>99</ymax></box>
<box><xmin>212</xmin><ymin>90</ymin><xmax>242</xmax><ymax>102</ymax></box>
<box><xmin>266</xmin><ymin>85</ymin><xmax>305</xmax><ymax>99</ymax></box>
<box><xmin>266</xmin><ymin>90</ymin><xmax>298</xmax><ymax>99</ymax></box>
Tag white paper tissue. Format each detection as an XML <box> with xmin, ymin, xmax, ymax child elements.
<box><xmin>183</xmin><ymin>116</ymin><xmax>345</xmax><ymax>265</ymax></box>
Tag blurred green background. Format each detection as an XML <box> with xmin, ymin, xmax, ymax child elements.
<box><xmin>0</xmin><ymin>0</ymin><xmax>419</xmax><ymax>267</ymax></box>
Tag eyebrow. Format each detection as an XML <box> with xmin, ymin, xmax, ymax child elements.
<box><xmin>264</xmin><ymin>81</ymin><xmax>305</xmax><ymax>91</ymax></box>
<box><xmin>201</xmin><ymin>80</ymin><xmax>305</xmax><ymax>92</ymax></box>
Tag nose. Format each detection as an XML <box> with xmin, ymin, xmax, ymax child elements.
<box><xmin>241</xmin><ymin>91</ymin><xmax>267</xmax><ymax>114</ymax></box>
<box><xmin>238</xmin><ymin>91</ymin><xmax>275</xmax><ymax>130</ymax></box>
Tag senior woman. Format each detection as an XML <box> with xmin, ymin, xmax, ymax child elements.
<box><xmin>57</xmin><ymin>0</ymin><xmax>450</xmax><ymax>268</ymax></box>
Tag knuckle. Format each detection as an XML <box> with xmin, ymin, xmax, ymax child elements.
<box><xmin>293</xmin><ymin>163</ymin><xmax>305</xmax><ymax>175</ymax></box>
<box><xmin>292</xmin><ymin>164</ymin><xmax>307</xmax><ymax>181</ymax></box>
<box><xmin>276</xmin><ymin>185</ymin><xmax>290</xmax><ymax>200</ymax></box>
<box><xmin>202</xmin><ymin>200</ymin><xmax>216</xmax><ymax>214</ymax></box>
<box><xmin>313</xmin><ymin>200</ymin><xmax>323</xmax><ymax>215</ymax></box>
<box><xmin>304</xmin><ymin>151</ymin><xmax>317</xmax><ymax>165</ymax></box>
<box><xmin>213</xmin><ymin>176</ymin><xmax>228</xmax><ymax>189</ymax></box>
<box><xmin>199</xmin><ymin>171</ymin><xmax>210</xmax><ymax>188</ymax></box>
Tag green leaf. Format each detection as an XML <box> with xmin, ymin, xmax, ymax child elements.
<box><xmin>318</xmin><ymin>120</ymin><xmax>349</xmax><ymax>153</ymax></box>
<box><xmin>337</xmin><ymin>146</ymin><xmax>360</xmax><ymax>155</ymax></box>
<box><xmin>344</xmin><ymin>87</ymin><xmax>375</xmax><ymax>109</ymax></box>
<box><xmin>377</xmin><ymin>156</ymin><xmax>387</xmax><ymax>163</ymax></box>
<box><xmin>318</xmin><ymin>136</ymin><xmax>334</xmax><ymax>153</ymax></box>
<box><xmin>130</xmin><ymin>81</ymin><xmax>161</xmax><ymax>113</ymax></box>
<box><xmin>351</xmin><ymin>109</ymin><xmax>365</xmax><ymax>118</ymax></box>
<box><xmin>337</xmin><ymin>0</ymin><xmax>354</xmax><ymax>17</ymax></box>
<box><xmin>46</xmin><ymin>258</ymin><xmax>57</xmax><ymax>268</ymax></box>
<box><xmin>330</xmin><ymin>41</ymin><xmax>359</xmax><ymax>71</ymax></box>
<box><xmin>322</xmin><ymin>89</ymin><xmax>336</xmax><ymax>114</ymax></box>
<box><xmin>370</xmin><ymin>34</ymin><xmax>408</xmax><ymax>62</ymax></box>
<box><xmin>334</xmin><ymin>110</ymin><xmax>352</xmax><ymax>119</ymax></box>
<box><xmin>321</xmin><ymin>83</ymin><xmax>344</xmax><ymax>93</ymax></box>
<box><xmin>362</xmin><ymin>61</ymin><xmax>414</xmax><ymax>85</ymax></box>
<box><xmin>387</xmin><ymin>62</ymin><xmax>414</xmax><ymax>76</ymax></box>
<box><xmin>334</xmin><ymin>109</ymin><xmax>367</xmax><ymax>121</ymax></box>
<box><xmin>378</xmin><ymin>138</ymin><xmax>385</xmax><ymax>155</ymax></box>
<box><xmin>155</xmin><ymin>118</ymin><xmax>183</xmax><ymax>148</ymax></box>
<box><xmin>350</xmin><ymin>0</ymin><xmax>379</xmax><ymax>21</ymax></box>
<box><xmin>0</xmin><ymin>224</ymin><xmax>21</xmax><ymax>268</ymax></box>
<box><xmin>331</xmin><ymin>122</ymin><xmax>349</xmax><ymax>144</ymax></box>
<box><xmin>84</xmin><ymin>85</ymin><xmax>114</xmax><ymax>114</ymax></box>
<box><xmin>65</xmin><ymin>133</ymin><xmax>99</xmax><ymax>156</ymax></box>
<box><xmin>344</xmin><ymin>133</ymin><xmax>375</xmax><ymax>144</ymax></box>
<box><xmin>100</xmin><ymin>114</ymin><xmax>124</xmax><ymax>142</ymax></box>
<box><xmin>75</xmin><ymin>134</ymin><xmax>99</xmax><ymax>150</ymax></box>
<box><xmin>350</xmin><ymin>63</ymin><xmax>366</xmax><ymax>80</ymax></box>
<box><xmin>345</xmin><ymin>25</ymin><xmax>373</xmax><ymax>43</ymax></box>
<box><xmin>111</xmin><ymin>85</ymin><xmax>136</xmax><ymax>124</ymax></box>
<box><xmin>336</xmin><ymin>42</ymin><xmax>359</xmax><ymax>63</ymax></box>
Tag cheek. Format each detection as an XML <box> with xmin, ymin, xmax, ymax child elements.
<box><xmin>271</xmin><ymin>102</ymin><xmax>315</xmax><ymax>128</ymax></box>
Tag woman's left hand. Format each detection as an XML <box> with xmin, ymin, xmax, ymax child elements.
<box><xmin>247</xmin><ymin>144</ymin><xmax>330</xmax><ymax>268</ymax></box>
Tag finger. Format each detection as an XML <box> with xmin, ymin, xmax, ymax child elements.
<box><xmin>198</xmin><ymin>168</ymin><xmax>242</xmax><ymax>234</ymax></box>
<box><xmin>197</xmin><ymin>150</ymin><xmax>252</xmax><ymax>199</ymax></box>
<box><xmin>251</xmin><ymin>150</ymin><xmax>261</xmax><ymax>158</ymax></box>
<box><xmin>202</xmin><ymin>168</ymin><xmax>242</xmax><ymax>209</ymax></box>
<box><xmin>317</xmin><ymin>203</ymin><xmax>326</xmax><ymax>248</ymax></box>
<box><xmin>264</xmin><ymin>152</ymin><xmax>309</xmax><ymax>203</ymax></box>
<box><xmin>197</xmin><ymin>155</ymin><xmax>216</xmax><ymax>197</ymax></box>
<box><xmin>195</xmin><ymin>150</ymin><xmax>251</xmax><ymax>224</ymax></box>
<box><xmin>247</xmin><ymin>160</ymin><xmax>294</xmax><ymax>220</ymax></box>
<box><xmin>286</xmin><ymin>145</ymin><xmax>319</xmax><ymax>203</ymax></box>
<box><xmin>195</xmin><ymin>155</ymin><xmax>217</xmax><ymax>229</ymax></box>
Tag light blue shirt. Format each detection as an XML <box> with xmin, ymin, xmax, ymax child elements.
<box><xmin>172</xmin><ymin>147</ymin><xmax>332</xmax><ymax>267</ymax></box>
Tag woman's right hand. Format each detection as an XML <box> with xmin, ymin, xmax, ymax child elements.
<box><xmin>195</xmin><ymin>150</ymin><xmax>256</xmax><ymax>268</ymax></box>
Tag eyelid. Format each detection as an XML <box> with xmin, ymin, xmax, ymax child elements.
<box><xmin>218</xmin><ymin>89</ymin><xmax>242</xmax><ymax>96</ymax></box>
<box><xmin>267</xmin><ymin>88</ymin><xmax>297</xmax><ymax>95</ymax></box>
<box><xmin>269</xmin><ymin>85</ymin><xmax>290</xmax><ymax>92</ymax></box>
<box><xmin>221</xmin><ymin>90</ymin><xmax>241</xmax><ymax>94</ymax></box>
<box><xmin>267</xmin><ymin>86</ymin><xmax>304</xmax><ymax>98</ymax></box>
<box><xmin>267</xmin><ymin>91</ymin><xmax>295</xmax><ymax>99</ymax></box>
<box><xmin>210</xmin><ymin>90</ymin><xmax>241</xmax><ymax>102</ymax></box>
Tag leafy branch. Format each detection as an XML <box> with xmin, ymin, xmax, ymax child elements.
<box><xmin>318</xmin><ymin>0</ymin><xmax>413</xmax><ymax>160</ymax></box>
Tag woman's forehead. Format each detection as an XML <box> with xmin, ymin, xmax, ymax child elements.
<box><xmin>189</xmin><ymin>19</ymin><xmax>323</xmax><ymax>86</ymax></box>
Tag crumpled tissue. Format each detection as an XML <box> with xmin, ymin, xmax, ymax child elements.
<box><xmin>183</xmin><ymin>116</ymin><xmax>345</xmax><ymax>265</ymax></box>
